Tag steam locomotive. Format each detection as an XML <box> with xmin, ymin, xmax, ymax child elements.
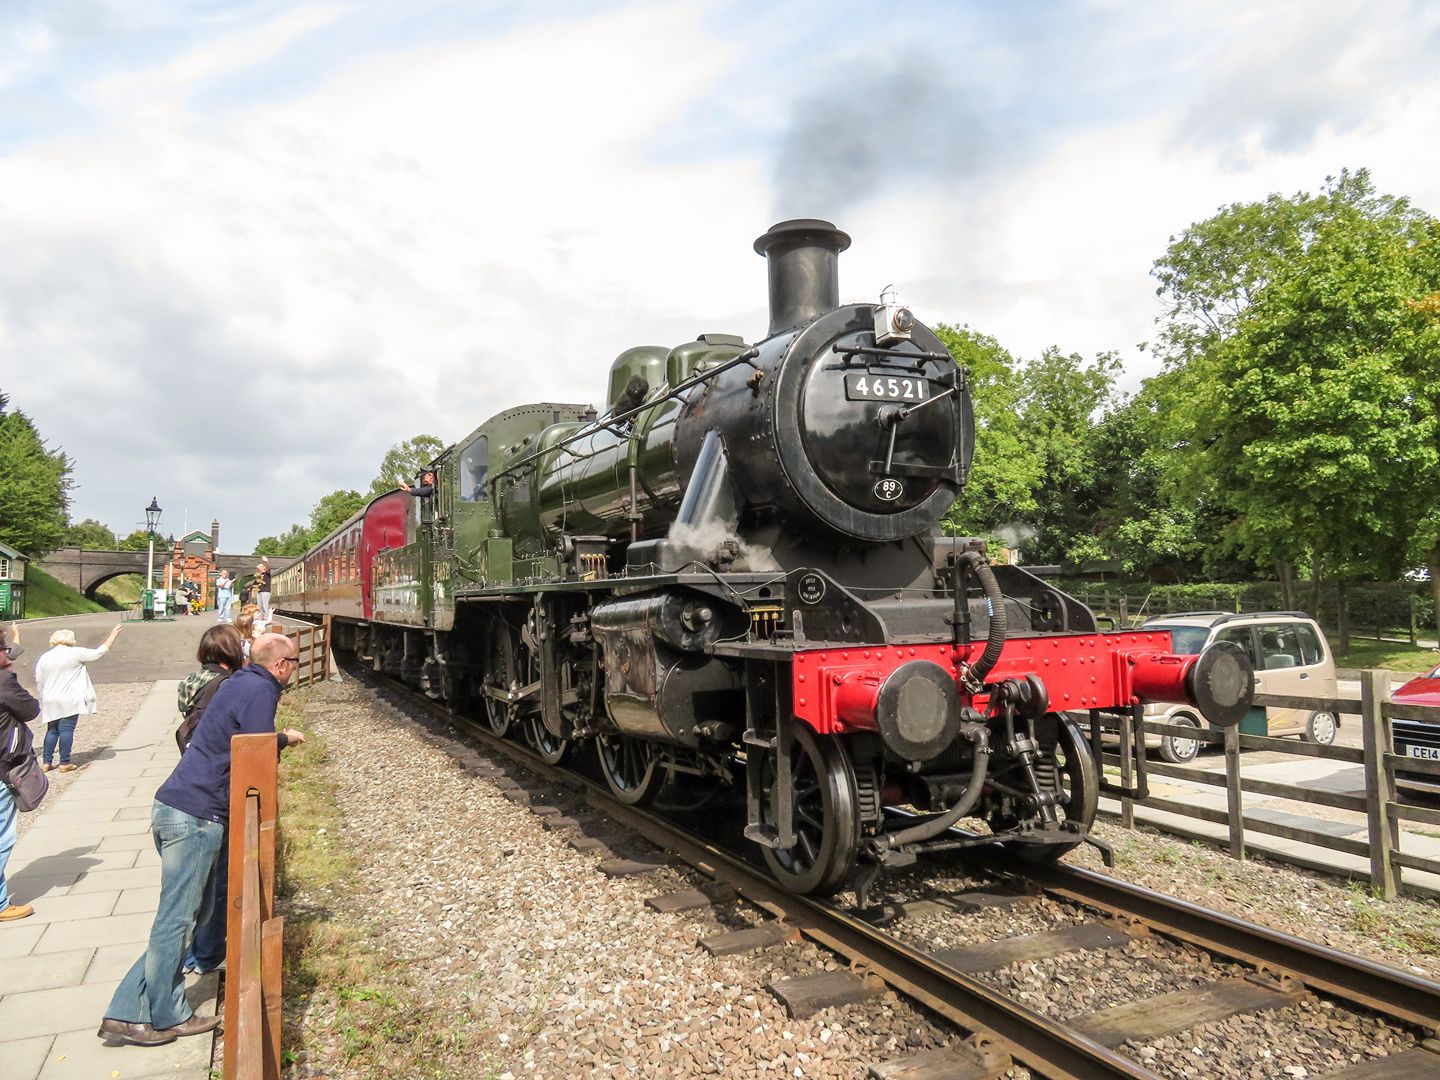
<box><xmin>274</xmin><ymin>219</ymin><xmax>1254</xmax><ymax>900</ymax></box>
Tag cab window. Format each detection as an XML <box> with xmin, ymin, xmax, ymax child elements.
<box><xmin>460</xmin><ymin>436</ymin><xmax>489</xmax><ymax>502</ymax></box>
<box><xmin>1213</xmin><ymin>626</ymin><xmax>1256</xmax><ymax>665</ymax></box>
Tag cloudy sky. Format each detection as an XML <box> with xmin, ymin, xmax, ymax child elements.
<box><xmin>3</xmin><ymin>0</ymin><xmax>1439</xmax><ymax>552</ymax></box>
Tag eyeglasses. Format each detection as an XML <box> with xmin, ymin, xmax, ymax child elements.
<box><xmin>280</xmin><ymin>656</ymin><xmax>300</xmax><ymax>668</ymax></box>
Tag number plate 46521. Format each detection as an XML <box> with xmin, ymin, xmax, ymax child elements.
<box><xmin>845</xmin><ymin>373</ymin><xmax>929</xmax><ymax>402</ymax></box>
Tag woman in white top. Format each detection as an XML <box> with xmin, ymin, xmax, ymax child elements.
<box><xmin>33</xmin><ymin>625</ymin><xmax>122</xmax><ymax>772</ymax></box>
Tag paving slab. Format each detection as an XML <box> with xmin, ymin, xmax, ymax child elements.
<box><xmin>113</xmin><ymin>887</ymin><xmax>163</xmax><ymax>916</ymax></box>
<box><xmin>97</xmin><ymin>833</ymin><xmax>161</xmax><ymax>852</ymax></box>
<box><xmin>4</xmin><ymin>949</ymin><xmax>97</xmax><ymax>994</ymax></box>
<box><xmin>0</xmin><ymin>982</ymin><xmax>119</xmax><ymax>1040</ymax></box>
<box><xmin>34</xmin><ymin>911</ymin><xmax>155</xmax><ymax>954</ymax></box>
<box><xmin>84</xmin><ymin>943</ymin><xmax>147</xmax><ymax>984</ymax></box>
<box><xmin>27</xmin><ymin>817</ymin><xmax>152</xmax><ymax>839</ymax></box>
<box><xmin>67</xmin><ymin>867</ymin><xmax>169</xmax><ymax>895</ymax></box>
<box><xmin>8</xmin><ymin>891</ymin><xmax>119</xmax><ymax>925</ymax></box>
<box><xmin>5</xmin><ymin>1035</ymin><xmax>53</xmax><ymax>1080</ymax></box>
<box><xmin>0</xmin><ymin>921</ymin><xmax>47</xmax><ymax>957</ymax></box>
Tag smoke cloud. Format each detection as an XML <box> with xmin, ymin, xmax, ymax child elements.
<box><xmin>772</xmin><ymin>58</ymin><xmax>998</xmax><ymax>218</ymax></box>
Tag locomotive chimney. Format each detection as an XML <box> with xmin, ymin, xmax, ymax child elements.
<box><xmin>754</xmin><ymin>218</ymin><xmax>852</xmax><ymax>337</ymax></box>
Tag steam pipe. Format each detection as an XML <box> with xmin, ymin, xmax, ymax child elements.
<box><xmin>960</xmin><ymin>550</ymin><xmax>1007</xmax><ymax>683</ymax></box>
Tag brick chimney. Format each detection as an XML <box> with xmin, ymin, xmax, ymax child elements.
<box><xmin>211</xmin><ymin>519</ymin><xmax>220</xmax><ymax>553</ymax></box>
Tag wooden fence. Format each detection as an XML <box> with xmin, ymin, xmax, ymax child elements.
<box><xmin>1100</xmin><ymin>671</ymin><xmax>1440</xmax><ymax>898</ymax></box>
<box><xmin>275</xmin><ymin>614</ymin><xmax>332</xmax><ymax>689</ymax></box>
<box><xmin>224</xmin><ymin>733</ymin><xmax>283</xmax><ymax>1079</ymax></box>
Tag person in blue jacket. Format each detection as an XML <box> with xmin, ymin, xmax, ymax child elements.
<box><xmin>97</xmin><ymin>633</ymin><xmax>306</xmax><ymax>1048</ymax></box>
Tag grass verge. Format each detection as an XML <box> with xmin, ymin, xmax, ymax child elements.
<box><xmin>1334</xmin><ymin>639</ymin><xmax>1437</xmax><ymax>675</ymax></box>
<box><xmin>19</xmin><ymin>566</ymin><xmax>107</xmax><ymax>617</ymax></box>
<box><xmin>274</xmin><ymin>697</ymin><xmax>492</xmax><ymax>1079</ymax></box>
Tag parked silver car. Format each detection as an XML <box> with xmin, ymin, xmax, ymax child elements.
<box><xmin>1133</xmin><ymin>611</ymin><xmax>1340</xmax><ymax>762</ymax></box>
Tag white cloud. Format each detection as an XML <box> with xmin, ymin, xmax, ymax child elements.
<box><xmin>4</xmin><ymin>0</ymin><xmax>1440</xmax><ymax>551</ymax></box>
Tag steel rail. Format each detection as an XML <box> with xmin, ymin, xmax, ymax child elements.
<box><xmin>1026</xmin><ymin>862</ymin><xmax>1440</xmax><ymax>1033</ymax></box>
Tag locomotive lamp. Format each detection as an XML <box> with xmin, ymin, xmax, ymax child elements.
<box><xmin>873</xmin><ymin>285</ymin><xmax>915</xmax><ymax>346</ymax></box>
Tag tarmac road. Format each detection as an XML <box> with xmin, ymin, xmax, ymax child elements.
<box><xmin>9</xmin><ymin>609</ymin><xmax>212</xmax><ymax>689</ymax></box>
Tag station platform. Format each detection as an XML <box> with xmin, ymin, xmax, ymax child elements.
<box><xmin>3</xmin><ymin>614</ymin><xmax>219</xmax><ymax>1080</ymax></box>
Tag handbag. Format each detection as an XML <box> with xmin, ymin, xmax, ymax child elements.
<box><xmin>6</xmin><ymin>749</ymin><xmax>48</xmax><ymax>812</ymax></box>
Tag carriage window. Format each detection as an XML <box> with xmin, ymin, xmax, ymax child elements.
<box><xmin>460</xmin><ymin>436</ymin><xmax>489</xmax><ymax>502</ymax></box>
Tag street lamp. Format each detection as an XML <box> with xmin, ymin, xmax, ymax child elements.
<box><xmin>143</xmin><ymin>497</ymin><xmax>162</xmax><ymax>621</ymax></box>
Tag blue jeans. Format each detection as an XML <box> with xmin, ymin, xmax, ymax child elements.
<box><xmin>106</xmin><ymin>802</ymin><xmax>223</xmax><ymax>1029</ymax></box>
<box><xmin>216</xmin><ymin>591</ymin><xmax>233</xmax><ymax>620</ymax></box>
<box><xmin>187</xmin><ymin>832</ymin><xmax>228</xmax><ymax>972</ymax></box>
<box><xmin>0</xmin><ymin>782</ymin><xmax>15</xmax><ymax>911</ymax></box>
<box><xmin>43</xmin><ymin>715</ymin><xmax>78</xmax><ymax>765</ymax></box>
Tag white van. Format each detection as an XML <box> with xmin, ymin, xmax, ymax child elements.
<box><xmin>1134</xmin><ymin>611</ymin><xmax>1340</xmax><ymax>762</ymax></box>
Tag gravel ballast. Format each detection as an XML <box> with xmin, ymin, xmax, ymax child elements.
<box><xmin>280</xmin><ymin>677</ymin><xmax>1438</xmax><ymax>1078</ymax></box>
<box><xmin>283</xmin><ymin>680</ymin><xmax>962</xmax><ymax>1078</ymax></box>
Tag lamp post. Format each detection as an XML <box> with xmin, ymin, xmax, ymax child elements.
<box><xmin>142</xmin><ymin>497</ymin><xmax>162</xmax><ymax>621</ymax></box>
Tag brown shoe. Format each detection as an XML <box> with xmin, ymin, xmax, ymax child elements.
<box><xmin>0</xmin><ymin>903</ymin><xmax>34</xmax><ymax>921</ymax></box>
<box><xmin>41</xmin><ymin>763</ymin><xmax>55</xmax><ymax>772</ymax></box>
<box><xmin>159</xmin><ymin>1013</ymin><xmax>222</xmax><ymax>1038</ymax></box>
<box><xmin>96</xmin><ymin>1018</ymin><xmax>177</xmax><ymax>1046</ymax></box>
<box><xmin>57</xmin><ymin>763</ymin><xmax>77</xmax><ymax>773</ymax></box>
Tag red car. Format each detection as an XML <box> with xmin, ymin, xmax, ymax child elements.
<box><xmin>1391</xmin><ymin>663</ymin><xmax>1440</xmax><ymax>796</ymax></box>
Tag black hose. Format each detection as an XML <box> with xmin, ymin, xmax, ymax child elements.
<box><xmin>875</xmin><ymin>723</ymin><xmax>991</xmax><ymax>850</ymax></box>
<box><xmin>959</xmin><ymin>550</ymin><xmax>1006</xmax><ymax>682</ymax></box>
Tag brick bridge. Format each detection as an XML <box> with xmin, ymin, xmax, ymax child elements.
<box><xmin>37</xmin><ymin>549</ymin><xmax>299</xmax><ymax>598</ymax></box>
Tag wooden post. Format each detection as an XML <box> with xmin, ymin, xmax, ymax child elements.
<box><xmin>1119</xmin><ymin>593</ymin><xmax>1129</xmax><ymax>629</ymax></box>
<box><xmin>1119</xmin><ymin>711</ymin><xmax>1134</xmax><ymax>829</ymax></box>
<box><xmin>321</xmin><ymin>614</ymin><xmax>333</xmax><ymax>680</ymax></box>
<box><xmin>224</xmin><ymin>734</ymin><xmax>279</xmax><ymax>1080</ymax></box>
<box><xmin>1224</xmin><ymin>725</ymin><xmax>1245</xmax><ymax>861</ymax></box>
<box><xmin>1410</xmin><ymin>595</ymin><xmax>1418</xmax><ymax>648</ymax></box>
<box><xmin>1361</xmin><ymin>669</ymin><xmax>1401</xmax><ymax>899</ymax></box>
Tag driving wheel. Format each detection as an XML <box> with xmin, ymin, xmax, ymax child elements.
<box><xmin>523</xmin><ymin>713</ymin><xmax>569</xmax><ymax>765</ymax></box>
<box><xmin>758</xmin><ymin>720</ymin><xmax>860</xmax><ymax>896</ymax></box>
<box><xmin>596</xmin><ymin>732</ymin><xmax>664</xmax><ymax>806</ymax></box>
<box><xmin>482</xmin><ymin>623</ymin><xmax>518</xmax><ymax>738</ymax></box>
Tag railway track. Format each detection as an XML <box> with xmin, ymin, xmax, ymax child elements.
<box><xmin>349</xmin><ymin>666</ymin><xmax>1440</xmax><ymax>1080</ymax></box>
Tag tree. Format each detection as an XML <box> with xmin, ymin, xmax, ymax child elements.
<box><xmin>1010</xmin><ymin>348</ymin><xmax>1122</xmax><ymax>566</ymax></box>
<box><xmin>309</xmin><ymin>489</ymin><xmax>366</xmax><ymax>541</ymax></box>
<box><xmin>255</xmin><ymin>524</ymin><xmax>310</xmax><ymax>558</ymax></box>
<box><xmin>1153</xmin><ymin>171</ymin><xmax>1440</xmax><ymax>644</ymax></box>
<box><xmin>62</xmin><ymin>518</ymin><xmax>118</xmax><ymax>549</ymax></box>
<box><xmin>369</xmin><ymin>435</ymin><xmax>445</xmax><ymax>498</ymax></box>
<box><xmin>117</xmin><ymin>530</ymin><xmax>152</xmax><ymax>552</ymax></box>
<box><xmin>0</xmin><ymin>390</ymin><xmax>72</xmax><ymax>555</ymax></box>
<box><xmin>933</xmin><ymin>325</ymin><xmax>1045</xmax><ymax>539</ymax></box>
